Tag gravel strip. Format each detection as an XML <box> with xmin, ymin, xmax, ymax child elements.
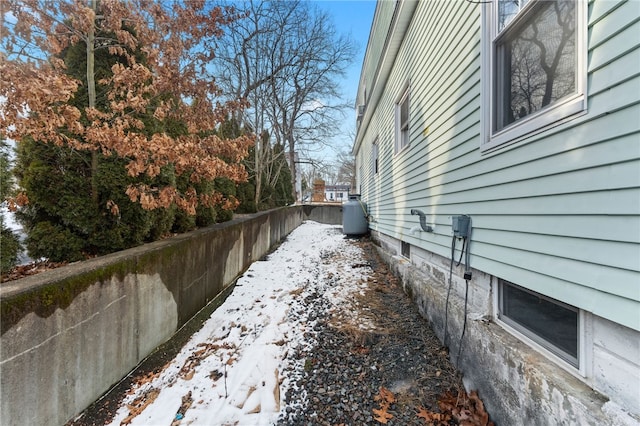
<box><xmin>276</xmin><ymin>237</ymin><xmax>465</xmax><ymax>425</ymax></box>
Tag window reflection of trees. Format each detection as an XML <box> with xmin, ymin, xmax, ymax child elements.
<box><xmin>497</xmin><ymin>0</ymin><xmax>575</xmax><ymax>129</ymax></box>
<box><xmin>498</xmin><ymin>0</ymin><xmax>529</xmax><ymax>31</ymax></box>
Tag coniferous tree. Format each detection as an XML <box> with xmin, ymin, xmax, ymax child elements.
<box><xmin>2</xmin><ymin>0</ymin><xmax>252</xmax><ymax>217</ymax></box>
<box><xmin>235</xmin><ymin>134</ymin><xmax>294</xmax><ymax>213</ymax></box>
<box><xmin>0</xmin><ymin>137</ymin><xmax>21</xmax><ymax>273</ymax></box>
<box><xmin>3</xmin><ymin>1</ymin><xmax>252</xmax><ymax>262</ymax></box>
<box><xmin>14</xmin><ymin>29</ymin><xmax>176</xmax><ymax>260</ymax></box>
<box><xmin>267</xmin><ymin>143</ymin><xmax>294</xmax><ymax>208</ymax></box>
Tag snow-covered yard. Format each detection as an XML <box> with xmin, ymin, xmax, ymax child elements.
<box><xmin>103</xmin><ymin>221</ymin><xmax>372</xmax><ymax>425</ymax></box>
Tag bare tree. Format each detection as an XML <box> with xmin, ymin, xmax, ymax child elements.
<box><xmin>214</xmin><ymin>0</ymin><xmax>356</xmax><ymax>202</ymax></box>
<box><xmin>266</xmin><ymin>4</ymin><xmax>355</xmax><ymax>201</ymax></box>
<box><xmin>214</xmin><ymin>1</ymin><xmax>300</xmax><ymax>207</ymax></box>
<box><xmin>335</xmin><ymin>149</ymin><xmax>356</xmax><ymax>189</ymax></box>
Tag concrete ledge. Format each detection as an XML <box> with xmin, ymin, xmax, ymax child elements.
<box><xmin>0</xmin><ymin>205</ymin><xmax>342</xmax><ymax>426</ymax></box>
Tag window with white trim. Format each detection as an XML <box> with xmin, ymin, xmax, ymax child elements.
<box><xmin>499</xmin><ymin>279</ymin><xmax>579</xmax><ymax>367</ymax></box>
<box><xmin>483</xmin><ymin>0</ymin><xmax>586</xmax><ymax>151</ymax></box>
<box><xmin>395</xmin><ymin>86</ymin><xmax>410</xmax><ymax>153</ymax></box>
<box><xmin>372</xmin><ymin>139</ymin><xmax>379</xmax><ymax>175</ymax></box>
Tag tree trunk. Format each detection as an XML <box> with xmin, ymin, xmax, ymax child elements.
<box><xmin>288</xmin><ymin>139</ymin><xmax>297</xmax><ymax>203</ymax></box>
<box><xmin>253</xmin><ymin>138</ymin><xmax>262</xmax><ymax>208</ymax></box>
<box><xmin>87</xmin><ymin>0</ymin><xmax>98</xmax><ymax>204</ymax></box>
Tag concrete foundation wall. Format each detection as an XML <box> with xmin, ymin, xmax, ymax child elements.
<box><xmin>373</xmin><ymin>231</ymin><xmax>639</xmax><ymax>426</ymax></box>
<box><xmin>0</xmin><ymin>205</ymin><xmax>342</xmax><ymax>426</ymax></box>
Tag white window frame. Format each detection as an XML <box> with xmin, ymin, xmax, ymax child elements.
<box><xmin>358</xmin><ymin>160</ymin><xmax>363</xmax><ymax>195</ymax></box>
<box><xmin>372</xmin><ymin>138</ymin><xmax>379</xmax><ymax>175</ymax></box>
<box><xmin>481</xmin><ymin>0</ymin><xmax>587</xmax><ymax>152</ymax></box>
<box><xmin>395</xmin><ymin>84</ymin><xmax>411</xmax><ymax>154</ymax></box>
<box><xmin>497</xmin><ymin>279</ymin><xmax>581</xmax><ymax>370</ymax></box>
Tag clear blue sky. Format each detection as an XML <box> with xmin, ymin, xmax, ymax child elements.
<box><xmin>314</xmin><ymin>0</ymin><xmax>376</xmax><ymax>102</ymax></box>
<box><xmin>313</xmin><ymin>0</ymin><xmax>377</xmax><ymax>159</ymax></box>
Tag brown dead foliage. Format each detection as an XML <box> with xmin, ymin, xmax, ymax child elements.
<box><xmin>373</xmin><ymin>387</ymin><xmax>396</xmax><ymax>424</ymax></box>
<box><xmin>125</xmin><ymin>366</ymin><xmax>167</xmax><ymax>396</ymax></box>
<box><xmin>1</xmin><ymin>261</ymin><xmax>68</xmax><ymax>283</ymax></box>
<box><xmin>121</xmin><ymin>388</ymin><xmax>160</xmax><ymax>425</ymax></box>
<box><xmin>178</xmin><ymin>341</ymin><xmax>235</xmax><ymax>380</ymax></box>
<box><xmin>416</xmin><ymin>405</ymin><xmax>453</xmax><ymax>425</ymax></box>
<box><xmin>438</xmin><ymin>390</ymin><xmax>494</xmax><ymax>426</ymax></box>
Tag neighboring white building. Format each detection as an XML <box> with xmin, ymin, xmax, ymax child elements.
<box><xmin>325</xmin><ymin>184</ymin><xmax>351</xmax><ymax>202</ymax></box>
<box><xmin>354</xmin><ymin>1</ymin><xmax>640</xmax><ymax>424</ymax></box>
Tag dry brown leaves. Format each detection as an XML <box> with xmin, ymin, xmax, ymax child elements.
<box><xmin>438</xmin><ymin>390</ymin><xmax>494</xmax><ymax>426</ymax></box>
<box><xmin>371</xmin><ymin>386</ymin><xmax>493</xmax><ymax>425</ymax></box>
<box><xmin>416</xmin><ymin>405</ymin><xmax>452</xmax><ymax>425</ymax></box>
<box><xmin>2</xmin><ymin>0</ymin><xmax>255</xmax><ymax>215</ymax></box>
<box><xmin>372</xmin><ymin>387</ymin><xmax>396</xmax><ymax>424</ymax></box>
<box><xmin>1</xmin><ymin>261</ymin><xmax>68</xmax><ymax>283</ymax></box>
<box><xmin>121</xmin><ymin>388</ymin><xmax>160</xmax><ymax>425</ymax></box>
<box><xmin>124</xmin><ymin>362</ymin><xmax>170</xmax><ymax>404</ymax></box>
<box><xmin>179</xmin><ymin>341</ymin><xmax>236</xmax><ymax>380</ymax></box>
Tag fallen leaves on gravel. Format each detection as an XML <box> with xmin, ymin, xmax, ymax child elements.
<box><xmin>438</xmin><ymin>390</ymin><xmax>494</xmax><ymax>426</ymax></box>
<box><xmin>416</xmin><ymin>405</ymin><xmax>452</xmax><ymax>425</ymax></box>
<box><xmin>372</xmin><ymin>386</ymin><xmax>493</xmax><ymax>425</ymax></box>
<box><xmin>373</xmin><ymin>387</ymin><xmax>395</xmax><ymax>424</ymax></box>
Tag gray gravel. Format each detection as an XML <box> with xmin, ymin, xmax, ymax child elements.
<box><xmin>276</xmin><ymin>239</ymin><xmax>464</xmax><ymax>426</ymax></box>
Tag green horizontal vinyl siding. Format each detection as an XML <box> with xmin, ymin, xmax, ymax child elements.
<box><xmin>356</xmin><ymin>0</ymin><xmax>640</xmax><ymax>330</ymax></box>
<box><xmin>361</xmin><ymin>0</ymin><xmax>398</xmax><ymax>104</ymax></box>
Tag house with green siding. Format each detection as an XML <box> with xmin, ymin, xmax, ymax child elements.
<box><xmin>353</xmin><ymin>0</ymin><xmax>639</xmax><ymax>424</ymax></box>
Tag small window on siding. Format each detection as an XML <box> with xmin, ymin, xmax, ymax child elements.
<box><xmin>372</xmin><ymin>139</ymin><xmax>379</xmax><ymax>175</ymax></box>
<box><xmin>395</xmin><ymin>86</ymin><xmax>410</xmax><ymax>153</ymax></box>
<box><xmin>499</xmin><ymin>279</ymin><xmax>579</xmax><ymax>367</ymax></box>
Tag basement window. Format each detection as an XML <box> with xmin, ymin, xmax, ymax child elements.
<box><xmin>401</xmin><ymin>241</ymin><xmax>410</xmax><ymax>259</ymax></box>
<box><xmin>499</xmin><ymin>279</ymin><xmax>579</xmax><ymax>367</ymax></box>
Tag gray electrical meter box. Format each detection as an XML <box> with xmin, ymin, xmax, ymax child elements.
<box><xmin>452</xmin><ymin>215</ymin><xmax>470</xmax><ymax>238</ymax></box>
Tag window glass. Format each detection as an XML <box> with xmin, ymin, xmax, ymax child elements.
<box><xmin>495</xmin><ymin>0</ymin><xmax>576</xmax><ymax>131</ymax></box>
<box><xmin>500</xmin><ymin>280</ymin><xmax>578</xmax><ymax>365</ymax></box>
<box><xmin>401</xmin><ymin>241</ymin><xmax>410</xmax><ymax>258</ymax></box>
<box><xmin>498</xmin><ymin>0</ymin><xmax>531</xmax><ymax>31</ymax></box>
<box><xmin>372</xmin><ymin>140</ymin><xmax>379</xmax><ymax>174</ymax></box>
<box><xmin>395</xmin><ymin>87</ymin><xmax>410</xmax><ymax>152</ymax></box>
<box><xmin>400</xmin><ymin>94</ymin><xmax>409</xmax><ymax>147</ymax></box>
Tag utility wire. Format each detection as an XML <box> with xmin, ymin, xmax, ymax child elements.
<box><xmin>443</xmin><ymin>236</ymin><xmax>456</xmax><ymax>347</ymax></box>
<box><xmin>456</xmin><ymin>279</ymin><xmax>470</xmax><ymax>368</ymax></box>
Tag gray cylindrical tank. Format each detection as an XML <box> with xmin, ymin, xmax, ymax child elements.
<box><xmin>343</xmin><ymin>194</ymin><xmax>368</xmax><ymax>236</ymax></box>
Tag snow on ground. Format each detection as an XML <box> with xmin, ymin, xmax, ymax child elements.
<box><xmin>106</xmin><ymin>221</ymin><xmax>373</xmax><ymax>426</ymax></box>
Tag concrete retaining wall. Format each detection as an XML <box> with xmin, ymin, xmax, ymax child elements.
<box><xmin>0</xmin><ymin>205</ymin><xmax>342</xmax><ymax>426</ymax></box>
